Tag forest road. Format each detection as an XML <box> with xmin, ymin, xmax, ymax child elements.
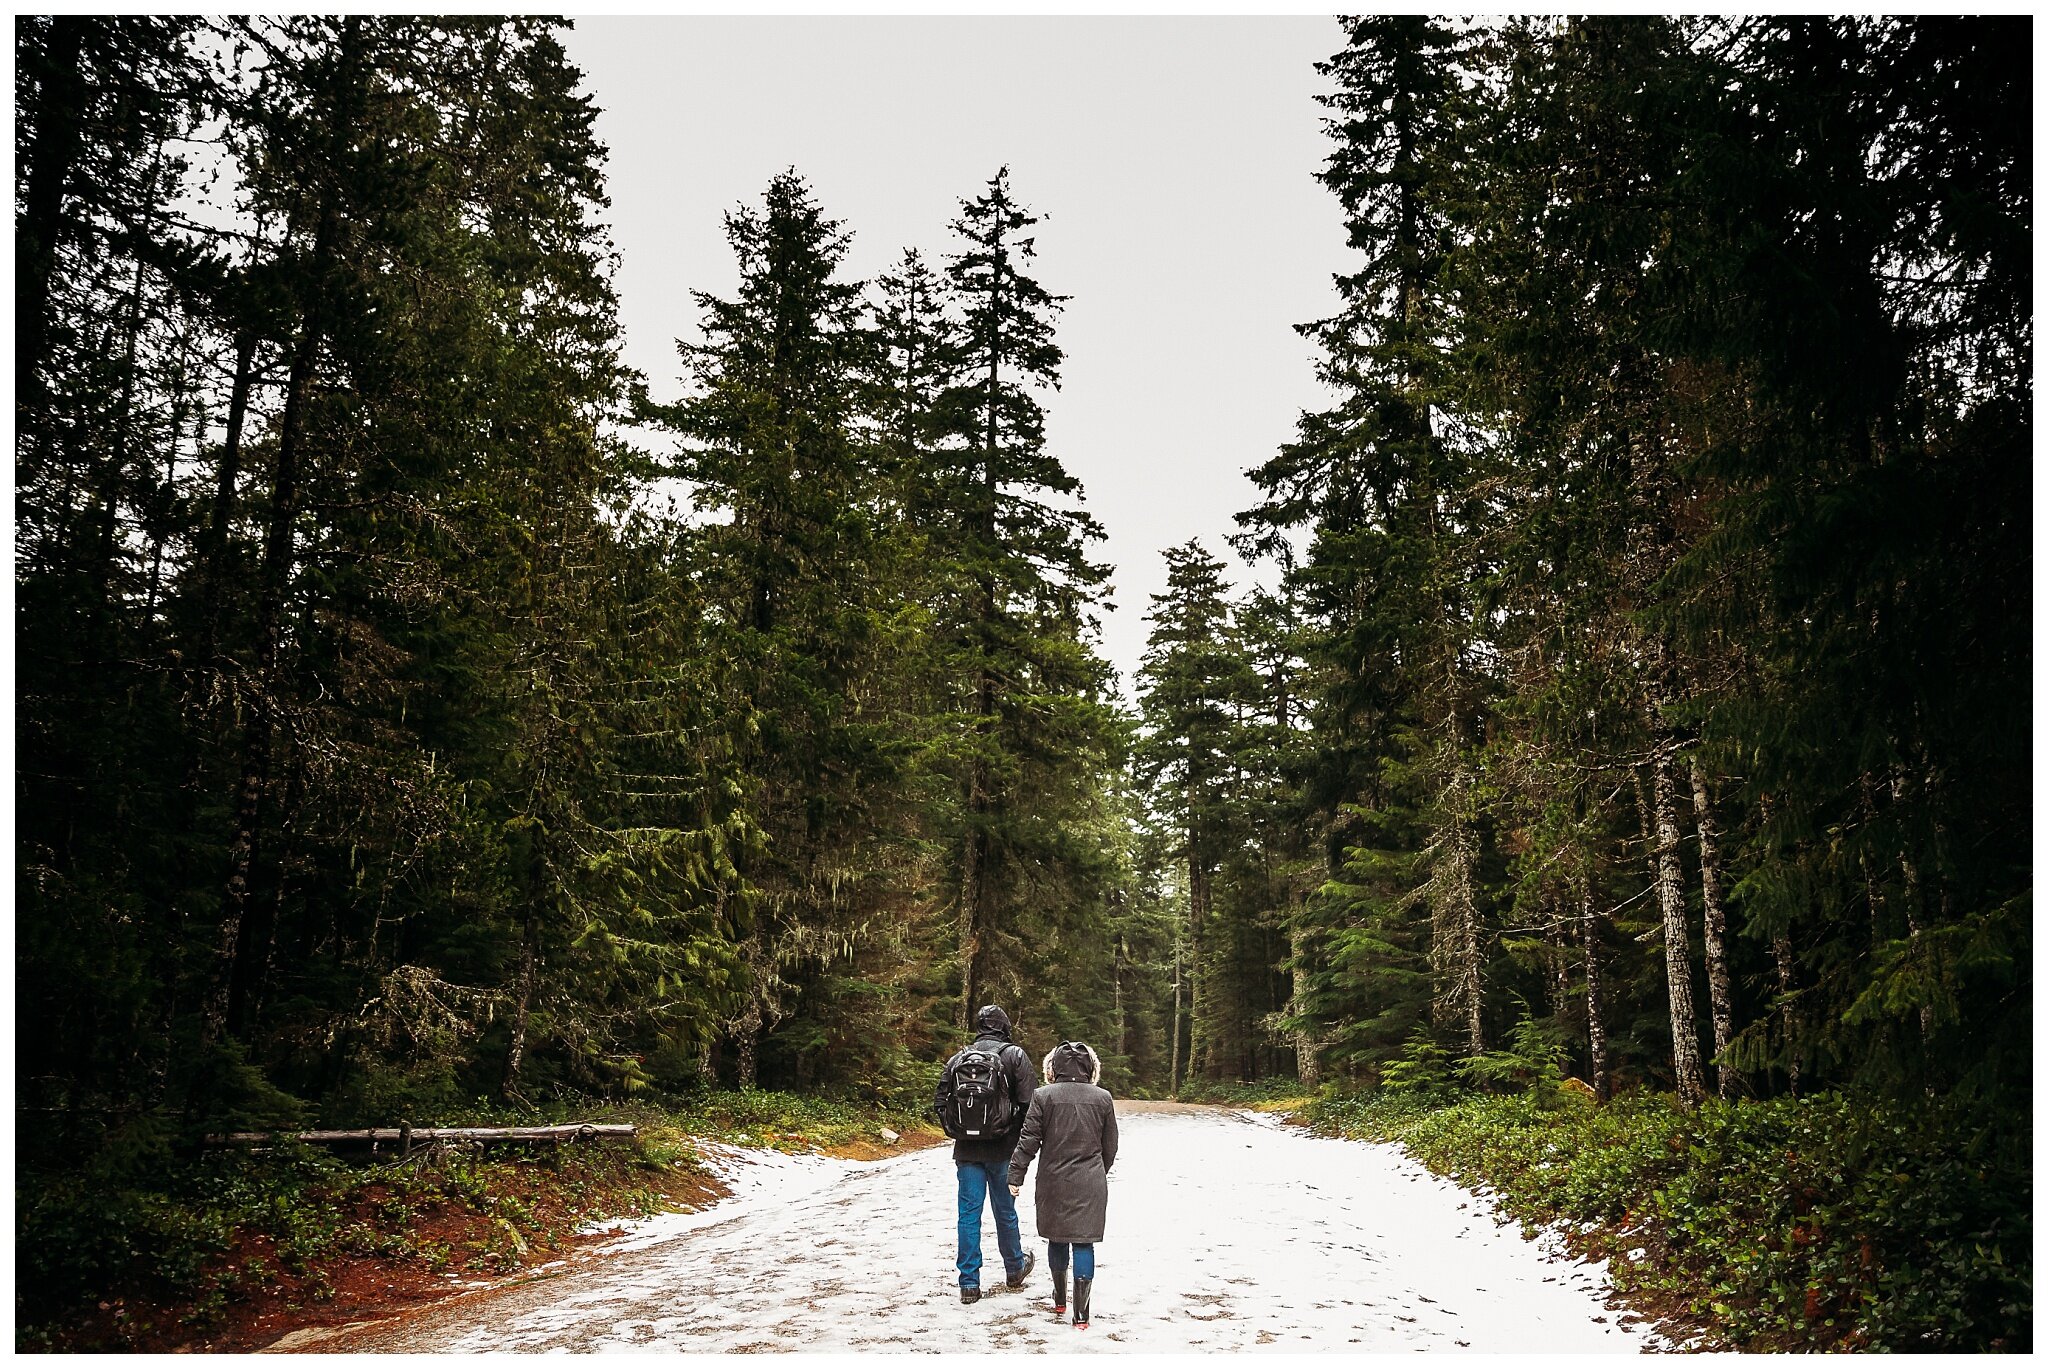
<box><xmin>307</xmin><ymin>1105</ymin><xmax>1655</xmax><ymax>1353</ymax></box>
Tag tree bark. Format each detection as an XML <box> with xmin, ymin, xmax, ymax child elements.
<box><xmin>1112</xmin><ymin>932</ymin><xmax>1128</xmax><ymax>1064</ymax></box>
<box><xmin>1649</xmin><ymin>750</ymin><xmax>1706</xmax><ymax>1108</ymax></box>
<box><xmin>1456</xmin><ymin>821</ymin><xmax>1484</xmax><ymax>1057</ymax></box>
<box><xmin>1290</xmin><ymin>919</ymin><xmax>1320</xmax><ymax>1088</ymax></box>
<box><xmin>197</xmin><ymin>329</ymin><xmax>260</xmax><ymax>664</ymax></box>
<box><xmin>1187</xmin><ymin>819</ymin><xmax>1210</xmax><ymax>1080</ymax></box>
<box><xmin>1430</xmin><ymin>788</ymin><xmax>1486</xmax><ymax>1057</ymax></box>
<box><xmin>1168</xmin><ymin>937</ymin><xmax>1183</xmax><ymax>1096</ymax></box>
<box><xmin>735</xmin><ymin>1002</ymin><xmax>761</xmax><ymax>1090</ymax></box>
<box><xmin>17</xmin><ymin>17</ymin><xmax>89</xmax><ymax>418</ymax></box>
<box><xmin>90</xmin><ymin>242</ymin><xmax>154</xmax><ymax>625</ymax></box>
<box><xmin>1690</xmin><ymin>757</ymin><xmax>1740</xmax><ymax>1098</ymax></box>
<box><xmin>958</xmin><ymin>728</ymin><xmax>989</xmax><ymax>1030</ymax></box>
<box><xmin>1580</xmin><ymin>878</ymin><xmax>1610</xmax><ymax>1101</ymax></box>
<box><xmin>144</xmin><ymin>327</ymin><xmax>198</xmax><ymax>624</ymax></box>
<box><xmin>503</xmin><ymin>913</ymin><xmax>537</xmax><ymax>1096</ymax></box>
<box><xmin>1772</xmin><ymin>932</ymin><xmax>1801</xmax><ymax>1097</ymax></box>
<box><xmin>1541</xmin><ymin>885</ymin><xmax>1572</xmax><ymax>1025</ymax></box>
<box><xmin>1889</xmin><ymin>768</ymin><xmax>1936</xmax><ymax>1044</ymax></box>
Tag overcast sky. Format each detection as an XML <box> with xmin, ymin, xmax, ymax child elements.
<box><xmin>561</xmin><ymin>17</ymin><xmax>1350</xmax><ymax>695</ymax></box>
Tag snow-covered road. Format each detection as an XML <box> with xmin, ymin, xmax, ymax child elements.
<box><xmin>323</xmin><ymin>1105</ymin><xmax>1655</xmax><ymax>1353</ymax></box>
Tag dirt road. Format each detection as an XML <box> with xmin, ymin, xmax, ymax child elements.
<box><xmin>302</xmin><ymin>1105</ymin><xmax>1655</xmax><ymax>1353</ymax></box>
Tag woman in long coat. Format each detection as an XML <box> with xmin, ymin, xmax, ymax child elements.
<box><xmin>1006</xmin><ymin>1041</ymin><xmax>1118</xmax><ymax>1330</ymax></box>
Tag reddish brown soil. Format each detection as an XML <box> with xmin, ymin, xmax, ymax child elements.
<box><xmin>55</xmin><ymin>1131</ymin><xmax>949</xmax><ymax>1355</ymax></box>
<box><xmin>56</xmin><ymin>1161</ymin><xmax>730</xmax><ymax>1355</ymax></box>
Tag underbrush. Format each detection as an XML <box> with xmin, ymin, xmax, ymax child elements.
<box><xmin>15</xmin><ymin>1088</ymin><xmax>931</xmax><ymax>1350</ymax></box>
<box><xmin>1306</xmin><ymin>1088</ymin><xmax>2030</xmax><ymax>1352</ymax></box>
<box><xmin>1172</xmin><ymin>1077</ymin><xmax>1318</xmax><ymax>1110</ymax></box>
<box><xmin>661</xmin><ymin>1087</ymin><xmax>937</xmax><ymax>1153</ymax></box>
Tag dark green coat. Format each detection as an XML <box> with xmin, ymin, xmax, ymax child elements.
<box><xmin>1008</xmin><ymin>1079</ymin><xmax>1119</xmax><ymax>1243</ymax></box>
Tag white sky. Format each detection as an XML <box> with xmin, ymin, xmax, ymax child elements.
<box><xmin>561</xmin><ymin>17</ymin><xmax>1350</xmax><ymax>695</ymax></box>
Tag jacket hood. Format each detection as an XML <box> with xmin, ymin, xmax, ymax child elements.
<box><xmin>974</xmin><ymin>1004</ymin><xmax>1013</xmax><ymax>1039</ymax></box>
<box><xmin>1043</xmin><ymin>1040</ymin><xmax>1102</xmax><ymax>1085</ymax></box>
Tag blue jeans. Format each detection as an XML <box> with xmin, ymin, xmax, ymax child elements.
<box><xmin>955</xmin><ymin>1159</ymin><xmax>1025</xmax><ymax>1288</ymax></box>
<box><xmin>1048</xmin><ymin>1240</ymin><xmax>1095</xmax><ymax>1280</ymax></box>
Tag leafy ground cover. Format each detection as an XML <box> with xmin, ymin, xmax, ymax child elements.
<box><xmin>1171</xmin><ymin>1077</ymin><xmax>1318</xmax><ymax>1110</ymax></box>
<box><xmin>16</xmin><ymin>1090</ymin><xmax>941</xmax><ymax>1352</ymax></box>
<box><xmin>1302</xmin><ymin>1086</ymin><xmax>2030</xmax><ymax>1352</ymax></box>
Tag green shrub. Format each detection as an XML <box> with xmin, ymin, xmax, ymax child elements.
<box><xmin>1379</xmin><ymin>1030</ymin><xmax>1459</xmax><ymax>1099</ymax></box>
<box><xmin>1172</xmin><ymin>1077</ymin><xmax>1319</xmax><ymax>1107</ymax></box>
<box><xmin>1304</xmin><ymin>1087</ymin><xmax>2029</xmax><ymax>1351</ymax></box>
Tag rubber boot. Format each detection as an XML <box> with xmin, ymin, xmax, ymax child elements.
<box><xmin>1071</xmin><ymin>1276</ymin><xmax>1093</xmax><ymax>1330</ymax></box>
<box><xmin>1051</xmin><ymin>1266</ymin><xmax>1067</xmax><ymax>1316</ymax></box>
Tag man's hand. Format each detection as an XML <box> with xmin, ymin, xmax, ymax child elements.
<box><xmin>1008</xmin><ymin>1184</ymin><xmax>1021</xmax><ymax>1197</ymax></box>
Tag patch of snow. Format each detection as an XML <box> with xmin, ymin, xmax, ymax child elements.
<box><xmin>413</xmin><ymin>1110</ymin><xmax>1663</xmax><ymax>1353</ymax></box>
<box><xmin>587</xmin><ymin>1141</ymin><xmax>858</xmax><ymax>1253</ymax></box>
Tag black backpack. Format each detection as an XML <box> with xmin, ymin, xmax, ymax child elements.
<box><xmin>941</xmin><ymin>1044</ymin><xmax>1016</xmax><ymax>1140</ymax></box>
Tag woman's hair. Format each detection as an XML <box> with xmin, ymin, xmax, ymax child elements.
<box><xmin>1041</xmin><ymin>1040</ymin><xmax>1102</xmax><ymax>1085</ymax></box>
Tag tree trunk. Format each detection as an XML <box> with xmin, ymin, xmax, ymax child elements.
<box><xmin>1649</xmin><ymin>751</ymin><xmax>1706</xmax><ymax>1108</ymax></box>
<box><xmin>1580</xmin><ymin>878</ymin><xmax>1610</xmax><ymax>1101</ymax></box>
<box><xmin>1112</xmin><ymin>933</ymin><xmax>1128</xmax><ymax>1064</ymax></box>
<box><xmin>1541</xmin><ymin>885</ymin><xmax>1572</xmax><ymax>1025</ymax></box>
<box><xmin>211</xmin><ymin>20</ymin><xmax>363</xmax><ymax>1043</ymax></box>
<box><xmin>1457</xmin><ymin>827</ymin><xmax>1484</xmax><ymax>1057</ymax></box>
<box><xmin>90</xmin><ymin>244</ymin><xmax>153</xmax><ymax>625</ymax></box>
<box><xmin>211</xmin><ymin>290</ymin><xmax>324</xmax><ymax>1041</ymax></box>
<box><xmin>1290</xmin><ymin>919</ymin><xmax>1320</xmax><ymax>1089</ymax></box>
<box><xmin>226</xmin><ymin>763</ymin><xmax>300</xmax><ymax>1037</ymax></box>
<box><xmin>1168</xmin><ymin>938</ymin><xmax>1183</xmax><ymax>1096</ymax></box>
<box><xmin>144</xmin><ymin>328</ymin><xmax>198</xmax><ymax>625</ymax></box>
<box><xmin>958</xmin><ymin>730</ymin><xmax>989</xmax><ymax>1030</ymax></box>
<box><xmin>959</xmin><ymin>247</ymin><xmax>1005</xmax><ymax>1032</ymax></box>
<box><xmin>1857</xmin><ymin>772</ymin><xmax>1890</xmax><ymax>948</ymax></box>
<box><xmin>197</xmin><ymin>330</ymin><xmax>260</xmax><ymax>664</ymax></box>
<box><xmin>1889</xmin><ymin>768</ymin><xmax>1935</xmax><ymax>1044</ymax></box>
<box><xmin>735</xmin><ymin>1004</ymin><xmax>761</xmax><ymax>1090</ymax></box>
<box><xmin>503</xmin><ymin>914</ymin><xmax>537</xmax><ymax>1096</ymax></box>
<box><xmin>1430</xmin><ymin>796</ymin><xmax>1486</xmax><ymax>1057</ymax></box>
<box><xmin>1772</xmin><ymin>933</ymin><xmax>1800</xmax><ymax>1097</ymax></box>
<box><xmin>17</xmin><ymin>17</ymin><xmax>88</xmax><ymax>417</ymax></box>
<box><xmin>1186</xmin><ymin>824</ymin><xmax>1209</xmax><ymax>1080</ymax></box>
<box><xmin>1690</xmin><ymin>757</ymin><xmax>1740</xmax><ymax>1098</ymax></box>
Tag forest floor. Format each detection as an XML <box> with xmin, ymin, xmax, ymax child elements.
<box><xmin>286</xmin><ymin>1103</ymin><xmax>1666</xmax><ymax>1353</ymax></box>
<box><xmin>29</xmin><ymin>1112</ymin><xmax>949</xmax><ymax>1354</ymax></box>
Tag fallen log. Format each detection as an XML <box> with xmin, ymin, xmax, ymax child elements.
<box><xmin>204</xmin><ymin>1123</ymin><xmax>637</xmax><ymax>1150</ymax></box>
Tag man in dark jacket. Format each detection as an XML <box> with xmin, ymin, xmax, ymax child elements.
<box><xmin>934</xmin><ymin>1004</ymin><xmax>1037</xmax><ymax>1303</ymax></box>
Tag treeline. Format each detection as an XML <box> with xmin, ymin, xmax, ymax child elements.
<box><xmin>16</xmin><ymin>14</ymin><xmax>2030</xmax><ymax>1176</ymax></box>
<box><xmin>1140</xmin><ymin>14</ymin><xmax>2029</xmax><ymax>1134</ymax></box>
<box><xmin>17</xmin><ymin>16</ymin><xmax>1174</xmax><ymax>1164</ymax></box>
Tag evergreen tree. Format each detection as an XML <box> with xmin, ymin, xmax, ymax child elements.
<box><xmin>662</xmin><ymin>171</ymin><xmax>913</xmax><ymax>1088</ymax></box>
<box><xmin>1134</xmin><ymin>541</ymin><xmax>1251</xmax><ymax>1084</ymax></box>
<box><xmin>917</xmin><ymin>167</ymin><xmax>1119</xmax><ymax>1029</ymax></box>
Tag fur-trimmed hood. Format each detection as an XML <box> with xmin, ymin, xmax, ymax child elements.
<box><xmin>1042</xmin><ymin>1040</ymin><xmax>1102</xmax><ymax>1085</ymax></box>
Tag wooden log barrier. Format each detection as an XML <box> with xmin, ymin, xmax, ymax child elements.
<box><xmin>203</xmin><ymin>1123</ymin><xmax>637</xmax><ymax>1148</ymax></box>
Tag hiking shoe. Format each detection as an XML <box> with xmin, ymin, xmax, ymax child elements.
<box><xmin>961</xmin><ymin>1286</ymin><xmax>981</xmax><ymax>1305</ymax></box>
<box><xmin>1005</xmin><ymin>1250</ymin><xmax>1035</xmax><ymax>1290</ymax></box>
